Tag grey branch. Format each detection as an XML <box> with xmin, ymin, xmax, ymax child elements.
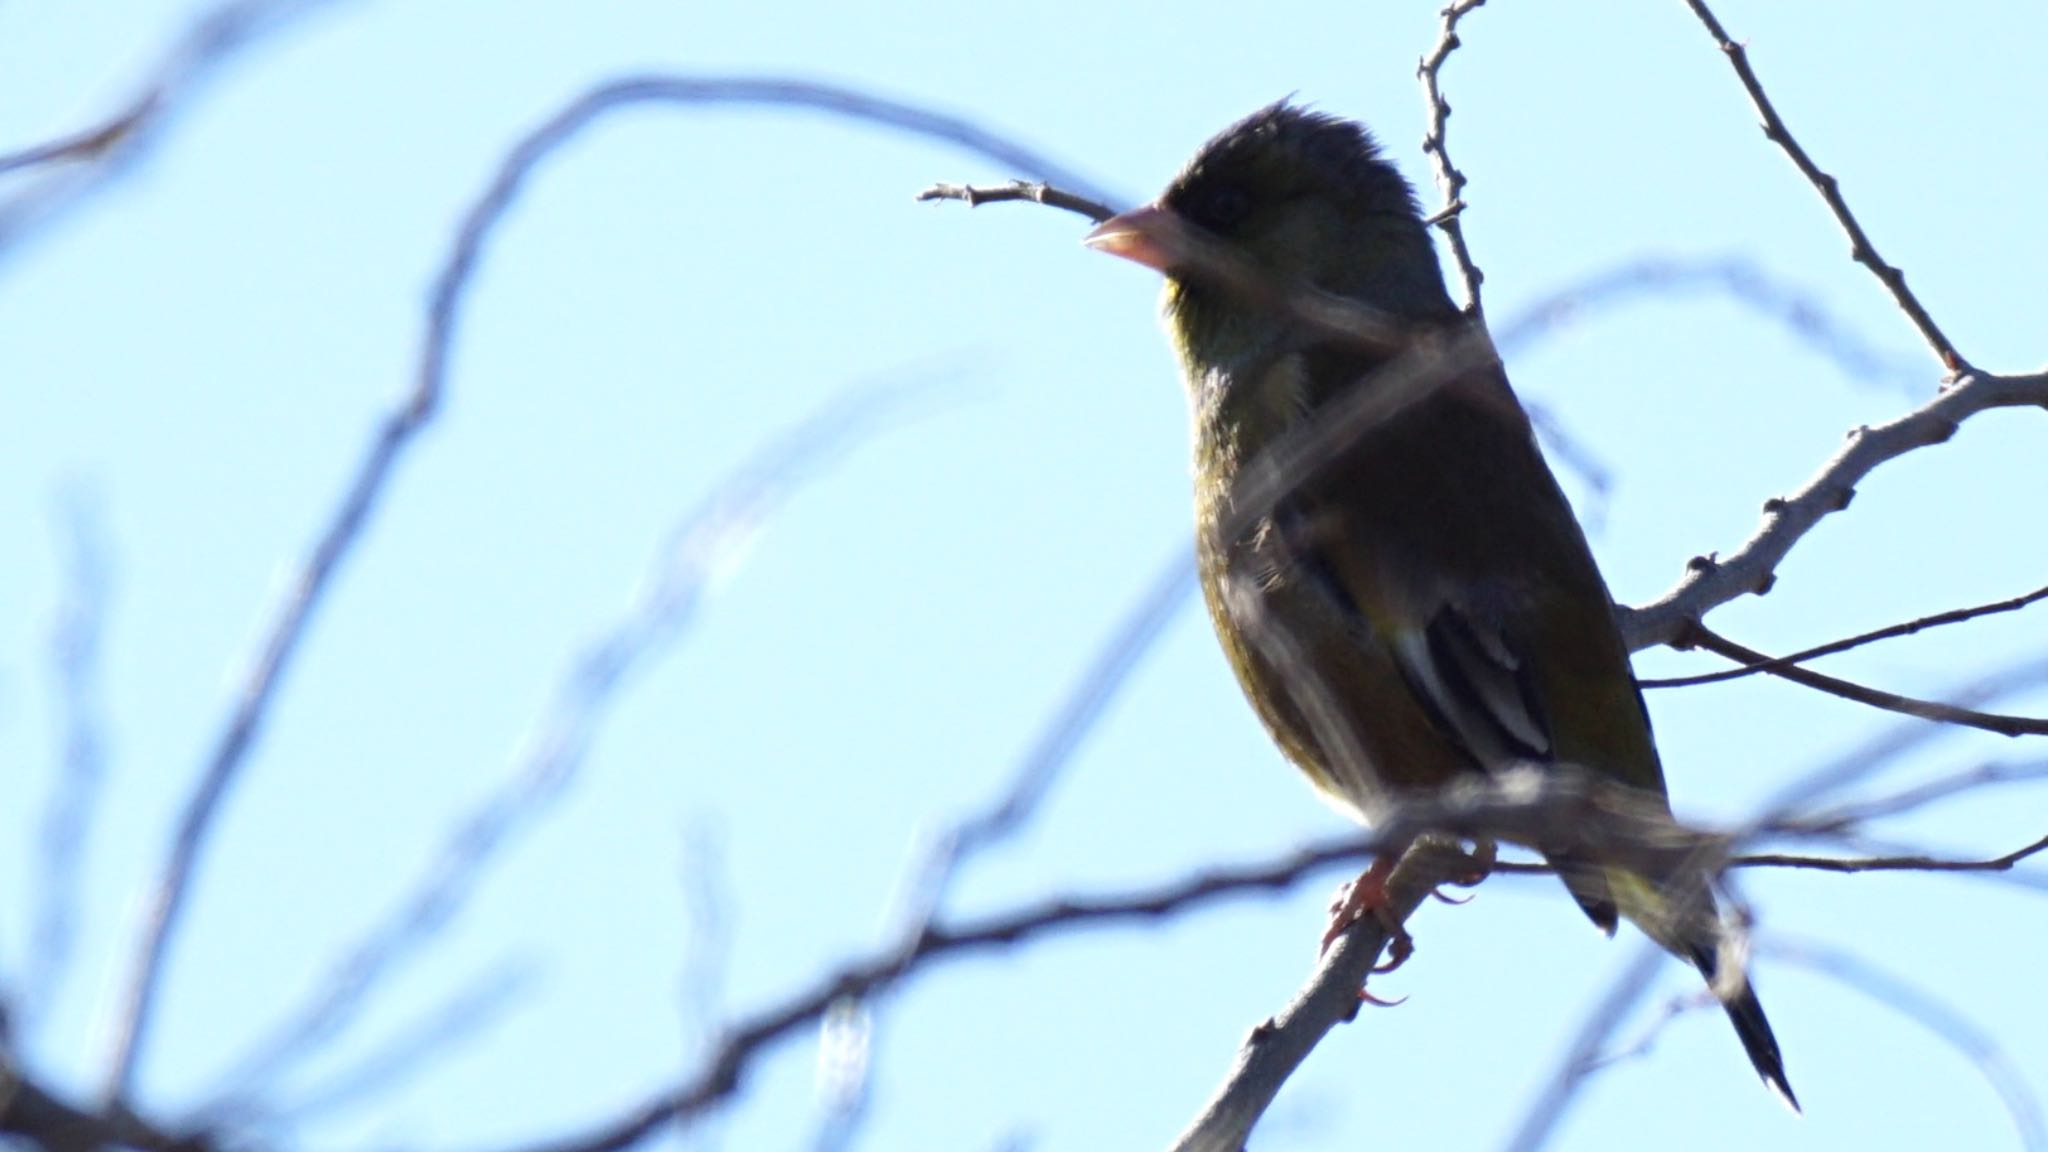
<box><xmin>1619</xmin><ymin>366</ymin><xmax>2048</xmax><ymax>652</ymax></box>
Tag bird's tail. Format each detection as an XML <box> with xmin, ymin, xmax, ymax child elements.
<box><xmin>1598</xmin><ymin>866</ymin><xmax>1800</xmax><ymax>1111</ymax></box>
<box><xmin>1686</xmin><ymin>939</ymin><xmax>1799</xmax><ymax>1111</ymax></box>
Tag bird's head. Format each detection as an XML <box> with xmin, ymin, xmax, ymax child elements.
<box><xmin>1086</xmin><ymin>102</ymin><xmax>1454</xmax><ymax>383</ymax></box>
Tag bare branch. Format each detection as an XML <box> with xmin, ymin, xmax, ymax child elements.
<box><xmin>914</xmin><ymin>180</ymin><xmax>1114</xmax><ymax>223</ymax></box>
<box><xmin>1680</xmin><ymin>0</ymin><xmax>1967</xmax><ymax>373</ymax></box>
<box><xmin>1416</xmin><ymin>0</ymin><xmax>1490</xmax><ymax>312</ymax></box>
<box><xmin>1503</xmin><ymin>940</ymin><xmax>1667</xmax><ymax>1152</ymax></box>
<box><xmin>1734</xmin><ymin>833</ymin><xmax>2048</xmax><ymax>879</ymax></box>
<box><xmin>1644</xmin><ymin>581</ymin><xmax>2048</xmax><ymax>689</ymax></box>
<box><xmin>100</xmin><ymin>73</ymin><xmax>1115</xmax><ymax>1103</ymax></box>
<box><xmin>815</xmin><ymin>550</ymin><xmax>1200</xmax><ymax>1146</ymax></box>
<box><xmin>0</xmin><ymin>0</ymin><xmax>351</xmax><ymax>263</ymax></box>
<box><xmin>261</xmin><ymin>961</ymin><xmax>537</xmax><ymax>1127</ymax></box>
<box><xmin>1494</xmin><ymin>254</ymin><xmax>1923</xmax><ymax>393</ymax></box>
<box><xmin>1619</xmin><ymin>366</ymin><xmax>2048</xmax><ymax>651</ymax></box>
<box><xmin>1786</xmin><ymin>759</ymin><xmax>2048</xmax><ymax>833</ymax></box>
<box><xmin>474</xmin><ymin>764</ymin><xmax>2046</xmax><ymax>1152</ymax></box>
<box><xmin>26</xmin><ymin>486</ymin><xmax>115</xmax><ymax>1035</ymax></box>
<box><xmin>197</xmin><ymin>372</ymin><xmax>949</xmax><ymax>1116</ymax></box>
<box><xmin>1754</xmin><ymin>654</ymin><xmax>2048</xmax><ymax>817</ymax></box>
<box><xmin>1681</xmin><ymin>623</ymin><xmax>2048</xmax><ymax>737</ymax></box>
<box><xmin>0</xmin><ymin>1061</ymin><xmax>205</xmax><ymax>1152</ymax></box>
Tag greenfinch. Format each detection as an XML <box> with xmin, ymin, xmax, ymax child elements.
<box><xmin>1084</xmin><ymin>101</ymin><xmax>1794</xmax><ymax>1108</ymax></box>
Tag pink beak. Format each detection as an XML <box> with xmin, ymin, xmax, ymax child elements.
<box><xmin>1081</xmin><ymin>203</ymin><xmax>1185</xmax><ymax>273</ymax></box>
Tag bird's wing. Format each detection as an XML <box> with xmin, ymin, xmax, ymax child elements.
<box><xmin>1389</xmin><ymin>602</ymin><xmax>1551</xmax><ymax>770</ymax></box>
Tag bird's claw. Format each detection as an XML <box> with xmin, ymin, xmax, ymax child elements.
<box><xmin>1371</xmin><ymin>926</ymin><xmax>1415</xmax><ymax>974</ymax></box>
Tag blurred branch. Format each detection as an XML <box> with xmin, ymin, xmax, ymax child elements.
<box><xmin>1787</xmin><ymin>759</ymin><xmax>2048</xmax><ymax>833</ymax></box>
<box><xmin>259</xmin><ymin>961</ymin><xmax>536</xmax><ymax>1127</ymax></box>
<box><xmin>1416</xmin><ymin>0</ymin><xmax>1489</xmax><ymax>313</ymax></box>
<box><xmin>484</xmin><ymin>766</ymin><xmax>2038</xmax><ymax>1152</ymax></box>
<box><xmin>915</xmin><ymin>180</ymin><xmax>1113</xmax><ymax>223</ymax></box>
<box><xmin>675</xmin><ymin>816</ymin><xmax>733</xmax><ymax>1152</ymax></box>
<box><xmin>1508</xmin><ymin>658</ymin><xmax>2048</xmax><ymax>1148</ymax></box>
<box><xmin>0</xmin><ymin>0</ymin><xmax>352</xmax><ymax>263</ymax></box>
<box><xmin>1494</xmin><ymin>254</ymin><xmax>1924</xmax><ymax>393</ymax></box>
<box><xmin>198</xmin><ymin>371</ymin><xmax>949</xmax><ymax>1117</ymax></box>
<box><xmin>1503</xmin><ymin>940</ymin><xmax>1666</xmax><ymax>1152</ymax></box>
<box><xmin>815</xmin><ymin>548</ymin><xmax>1199</xmax><ymax>1148</ymax></box>
<box><xmin>1764</xmin><ymin>937</ymin><xmax>2048</xmax><ymax>1151</ymax></box>
<box><xmin>101</xmin><ymin>71</ymin><xmax>1115</xmax><ymax>1104</ymax></box>
<box><xmin>1619</xmin><ymin>366</ymin><xmax>2048</xmax><ymax>652</ymax></box>
<box><xmin>26</xmin><ymin>486</ymin><xmax>114</xmax><ymax>1035</ymax></box>
<box><xmin>1680</xmin><ymin>0</ymin><xmax>1966</xmax><ymax>373</ymax></box>
<box><xmin>1644</xmin><ymin>581</ymin><xmax>2048</xmax><ymax>689</ymax></box>
<box><xmin>1680</xmin><ymin>623</ymin><xmax>2048</xmax><ymax>737</ymax></box>
<box><xmin>1755</xmin><ymin>654</ymin><xmax>2048</xmax><ymax>817</ymax></box>
<box><xmin>0</xmin><ymin>1060</ymin><xmax>204</xmax><ymax>1152</ymax></box>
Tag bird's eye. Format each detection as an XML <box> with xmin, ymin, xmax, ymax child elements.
<box><xmin>1192</xmin><ymin>184</ymin><xmax>1251</xmax><ymax>233</ymax></box>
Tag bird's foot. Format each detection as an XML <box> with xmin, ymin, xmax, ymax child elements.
<box><xmin>1322</xmin><ymin>856</ymin><xmax>1417</xmax><ymax>1002</ymax></box>
<box><xmin>1321</xmin><ymin>856</ymin><xmax>1403</xmax><ymax>954</ymax></box>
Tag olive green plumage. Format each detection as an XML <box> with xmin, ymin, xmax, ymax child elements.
<box><xmin>1088</xmin><ymin>102</ymin><xmax>1795</xmax><ymax>1108</ymax></box>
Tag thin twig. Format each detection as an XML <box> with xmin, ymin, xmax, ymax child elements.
<box><xmin>1734</xmin><ymin>832</ymin><xmax>2048</xmax><ymax>878</ymax></box>
<box><xmin>103</xmin><ymin>73</ymin><xmax>1112</xmax><ymax>1104</ymax></box>
<box><xmin>915</xmin><ymin>180</ymin><xmax>1114</xmax><ymax>223</ymax></box>
<box><xmin>1646</xmin><ymin>582</ymin><xmax>2048</xmax><ymax>688</ymax></box>
<box><xmin>0</xmin><ymin>0</ymin><xmax>352</xmax><ymax>263</ymax></box>
<box><xmin>1502</xmin><ymin>941</ymin><xmax>1666</xmax><ymax>1152</ymax></box>
<box><xmin>1416</xmin><ymin>0</ymin><xmax>1490</xmax><ymax>313</ymax></box>
<box><xmin>1680</xmin><ymin>0</ymin><xmax>1966</xmax><ymax>373</ymax></box>
<box><xmin>196</xmin><ymin>371</ymin><xmax>953</xmax><ymax>1116</ymax></box>
<box><xmin>26</xmin><ymin>486</ymin><xmax>114</xmax><ymax>1035</ymax></box>
<box><xmin>1494</xmin><ymin>254</ymin><xmax>1923</xmax><ymax>394</ymax></box>
<box><xmin>815</xmin><ymin>548</ymin><xmax>1201</xmax><ymax>1148</ymax></box>
<box><xmin>1753</xmin><ymin>654</ymin><xmax>2048</xmax><ymax>819</ymax></box>
<box><xmin>263</xmin><ymin>961</ymin><xmax>536</xmax><ymax>1125</ymax></box>
<box><xmin>1787</xmin><ymin>760</ymin><xmax>2048</xmax><ymax>834</ymax></box>
<box><xmin>1681</xmin><ymin>623</ymin><xmax>2048</xmax><ymax>737</ymax></box>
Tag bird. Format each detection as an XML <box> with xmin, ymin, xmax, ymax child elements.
<box><xmin>1081</xmin><ymin>100</ymin><xmax>1796</xmax><ymax>1108</ymax></box>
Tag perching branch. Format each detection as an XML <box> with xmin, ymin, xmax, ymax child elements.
<box><xmin>471</xmin><ymin>764</ymin><xmax>2041</xmax><ymax>1152</ymax></box>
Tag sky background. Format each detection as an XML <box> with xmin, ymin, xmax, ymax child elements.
<box><xmin>3</xmin><ymin>1</ymin><xmax>2045</xmax><ymax>1150</ymax></box>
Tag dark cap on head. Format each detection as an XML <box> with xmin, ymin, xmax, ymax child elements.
<box><xmin>1163</xmin><ymin>101</ymin><xmax>1423</xmax><ymax>239</ymax></box>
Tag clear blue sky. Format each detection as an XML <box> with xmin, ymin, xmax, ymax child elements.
<box><xmin>4</xmin><ymin>1</ymin><xmax>2045</xmax><ymax>1149</ymax></box>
